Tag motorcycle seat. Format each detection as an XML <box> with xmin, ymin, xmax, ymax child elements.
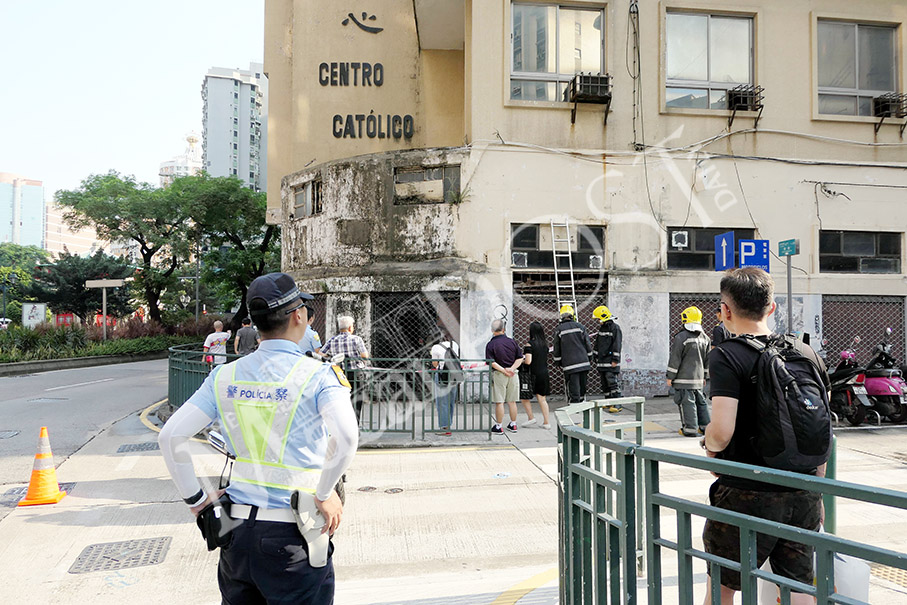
<box><xmin>865</xmin><ymin>368</ymin><xmax>902</xmax><ymax>378</ymax></box>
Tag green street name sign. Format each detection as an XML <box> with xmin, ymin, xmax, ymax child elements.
<box><xmin>778</xmin><ymin>239</ymin><xmax>800</xmax><ymax>257</ymax></box>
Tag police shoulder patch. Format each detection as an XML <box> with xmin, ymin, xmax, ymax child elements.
<box><xmin>331</xmin><ymin>365</ymin><xmax>351</xmax><ymax>388</ymax></box>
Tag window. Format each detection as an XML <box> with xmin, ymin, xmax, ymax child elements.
<box><xmin>576</xmin><ymin>225</ymin><xmax>604</xmax><ymax>252</ymax></box>
<box><xmin>393</xmin><ymin>165</ymin><xmax>461</xmax><ymax>204</ymax></box>
<box><xmin>234</xmin><ymin>92</ymin><xmax>239</xmax><ymax>99</ymax></box>
<box><xmin>817</xmin><ymin>21</ymin><xmax>897</xmax><ymax>116</ymax></box>
<box><xmin>511</xmin><ymin>224</ymin><xmax>540</xmax><ymax>250</ymax></box>
<box><xmin>233</xmin><ymin>118</ymin><xmax>238</xmax><ymax>126</ymax></box>
<box><xmin>233</xmin><ymin>130</ymin><xmax>238</xmax><ymax>138</ymax></box>
<box><xmin>294</xmin><ymin>179</ymin><xmax>324</xmax><ymax>218</ymax></box>
<box><xmin>666</xmin><ymin>12</ymin><xmax>753</xmax><ymax>109</ymax></box>
<box><xmin>820</xmin><ymin>230</ymin><xmax>901</xmax><ymax>273</ymax></box>
<box><xmin>510</xmin><ymin>3</ymin><xmax>605</xmax><ymax>101</ymax></box>
<box><xmin>667</xmin><ymin>227</ymin><xmax>755</xmax><ymax>270</ymax></box>
<box><xmin>233</xmin><ymin>143</ymin><xmax>238</xmax><ymax>150</ymax></box>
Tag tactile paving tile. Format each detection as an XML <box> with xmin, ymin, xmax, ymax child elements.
<box><xmin>116</xmin><ymin>442</ymin><xmax>160</xmax><ymax>453</ymax></box>
<box><xmin>870</xmin><ymin>562</ymin><xmax>907</xmax><ymax>588</ymax></box>
<box><xmin>68</xmin><ymin>537</ymin><xmax>172</xmax><ymax>574</ymax></box>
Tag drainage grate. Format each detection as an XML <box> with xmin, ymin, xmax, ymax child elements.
<box><xmin>27</xmin><ymin>397</ymin><xmax>69</xmax><ymax>403</ymax></box>
<box><xmin>0</xmin><ymin>430</ymin><xmax>20</xmax><ymax>439</ymax></box>
<box><xmin>871</xmin><ymin>563</ymin><xmax>907</xmax><ymax>589</ymax></box>
<box><xmin>69</xmin><ymin>537</ymin><xmax>172</xmax><ymax>574</ymax></box>
<box><xmin>117</xmin><ymin>442</ymin><xmax>160</xmax><ymax>453</ymax></box>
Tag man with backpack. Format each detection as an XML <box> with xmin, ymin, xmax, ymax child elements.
<box><xmin>702</xmin><ymin>267</ymin><xmax>831</xmax><ymax>605</ymax></box>
<box><xmin>430</xmin><ymin>333</ymin><xmax>462</xmax><ymax>436</ymax></box>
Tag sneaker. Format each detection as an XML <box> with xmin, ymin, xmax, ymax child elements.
<box><xmin>679</xmin><ymin>429</ymin><xmax>699</xmax><ymax>438</ymax></box>
<box><xmin>506</xmin><ymin>422</ymin><xmax>518</xmax><ymax>433</ymax></box>
<box><xmin>541</xmin><ymin>423</ymin><xmax>551</xmax><ymax>430</ymax></box>
<box><xmin>521</xmin><ymin>418</ymin><xmax>538</xmax><ymax>428</ymax></box>
<box><xmin>606</xmin><ymin>405</ymin><xmax>623</xmax><ymax>414</ymax></box>
<box><xmin>491</xmin><ymin>424</ymin><xmax>504</xmax><ymax>434</ymax></box>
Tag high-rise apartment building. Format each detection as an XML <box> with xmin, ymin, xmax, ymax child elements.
<box><xmin>0</xmin><ymin>172</ymin><xmax>44</xmax><ymax>248</ymax></box>
<box><xmin>44</xmin><ymin>197</ymin><xmax>101</xmax><ymax>256</ymax></box>
<box><xmin>202</xmin><ymin>62</ymin><xmax>268</xmax><ymax>190</ymax></box>
<box><xmin>159</xmin><ymin>132</ymin><xmax>204</xmax><ymax>187</ymax></box>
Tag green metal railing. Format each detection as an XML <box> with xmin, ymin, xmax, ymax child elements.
<box><xmin>349</xmin><ymin>358</ymin><xmax>493</xmax><ymax>440</ymax></box>
<box><xmin>168</xmin><ymin>347</ymin><xmax>495</xmax><ymax>440</ymax></box>
<box><xmin>557</xmin><ymin>398</ymin><xmax>907</xmax><ymax>605</ymax></box>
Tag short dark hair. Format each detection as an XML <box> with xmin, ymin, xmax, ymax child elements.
<box><xmin>249</xmin><ymin>298</ymin><xmax>291</xmax><ymax>335</ymax></box>
<box><xmin>241</xmin><ymin>317</ymin><xmax>251</xmax><ymax>325</ymax></box>
<box><xmin>720</xmin><ymin>267</ymin><xmax>774</xmax><ymax>321</ymax></box>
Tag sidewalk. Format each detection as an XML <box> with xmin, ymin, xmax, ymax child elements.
<box><xmin>0</xmin><ymin>399</ymin><xmax>906</xmax><ymax>604</ymax></box>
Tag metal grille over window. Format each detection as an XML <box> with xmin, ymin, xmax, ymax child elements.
<box><xmin>294</xmin><ymin>179</ymin><xmax>323</xmax><ymax>218</ymax></box>
<box><xmin>819</xmin><ymin>230</ymin><xmax>901</xmax><ymax>274</ymax></box>
<box><xmin>370</xmin><ymin>291</ymin><xmax>461</xmax><ymax>363</ymax></box>
<box><xmin>669</xmin><ymin>294</ymin><xmax>722</xmax><ymax>344</ymax></box>
<box><xmin>393</xmin><ymin>165</ymin><xmax>460</xmax><ymax>205</ymax></box>
<box><xmin>309</xmin><ymin>293</ymin><xmax>327</xmax><ymax>348</ymax></box>
<box><xmin>822</xmin><ymin>295</ymin><xmax>905</xmax><ymax>365</ymax></box>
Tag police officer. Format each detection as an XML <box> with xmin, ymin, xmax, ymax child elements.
<box><xmin>593</xmin><ymin>305</ymin><xmax>623</xmax><ymax>412</ymax></box>
<box><xmin>159</xmin><ymin>272</ymin><xmax>359</xmax><ymax>604</ymax></box>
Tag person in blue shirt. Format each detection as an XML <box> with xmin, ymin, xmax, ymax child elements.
<box><xmin>299</xmin><ymin>305</ymin><xmax>322</xmax><ymax>356</ymax></box>
<box><xmin>159</xmin><ymin>273</ymin><xmax>359</xmax><ymax>604</ymax></box>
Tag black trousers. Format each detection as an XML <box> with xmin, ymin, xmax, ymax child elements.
<box><xmin>599</xmin><ymin>368</ymin><xmax>622</xmax><ymax>397</ymax></box>
<box><xmin>566</xmin><ymin>371</ymin><xmax>588</xmax><ymax>403</ymax></box>
<box><xmin>218</xmin><ymin>516</ymin><xmax>334</xmax><ymax>605</ymax></box>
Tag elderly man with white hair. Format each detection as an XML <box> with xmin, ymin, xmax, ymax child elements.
<box><xmin>321</xmin><ymin>315</ymin><xmax>370</xmax><ymax>418</ymax></box>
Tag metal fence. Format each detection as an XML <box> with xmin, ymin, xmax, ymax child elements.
<box><xmin>168</xmin><ymin>343</ymin><xmax>242</xmax><ymax>407</ymax></box>
<box><xmin>352</xmin><ymin>358</ymin><xmax>493</xmax><ymax>440</ymax></box>
<box><xmin>557</xmin><ymin>398</ymin><xmax>907</xmax><ymax>605</ymax></box>
<box><xmin>823</xmin><ymin>295</ymin><xmax>905</xmax><ymax>365</ymax></box>
<box><xmin>370</xmin><ymin>291</ymin><xmax>460</xmax><ymax>361</ymax></box>
<box><xmin>669</xmin><ymin>293</ymin><xmax>722</xmax><ymax>341</ymax></box>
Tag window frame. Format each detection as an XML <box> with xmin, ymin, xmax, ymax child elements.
<box><xmin>511</xmin><ymin>223</ymin><xmax>540</xmax><ymax>251</ymax></box>
<box><xmin>664</xmin><ymin>11</ymin><xmax>755</xmax><ymax>111</ymax></box>
<box><xmin>666</xmin><ymin>226</ymin><xmax>756</xmax><ymax>271</ymax></box>
<box><xmin>508</xmin><ymin>2</ymin><xmax>607</xmax><ymax>103</ymax></box>
<box><xmin>818</xmin><ymin>229</ymin><xmax>902</xmax><ymax>275</ymax></box>
<box><xmin>293</xmin><ymin>178</ymin><xmax>324</xmax><ymax>219</ymax></box>
<box><xmin>816</xmin><ymin>20</ymin><xmax>899</xmax><ymax>117</ymax></box>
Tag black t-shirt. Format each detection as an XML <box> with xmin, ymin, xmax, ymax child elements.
<box><xmin>711</xmin><ymin>323</ymin><xmax>732</xmax><ymax>347</ymax></box>
<box><xmin>525</xmin><ymin>341</ymin><xmax>549</xmax><ymax>377</ymax></box>
<box><xmin>709</xmin><ymin>335</ymin><xmax>830</xmax><ymax>491</ymax></box>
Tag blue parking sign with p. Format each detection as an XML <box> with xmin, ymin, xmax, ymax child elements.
<box><xmin>739</xmin><ymin>239</ymin><xmax>770</xmax><ymax>272</ymax></box>
<box><xmin>714</xmin><ymin>232</ymin><xmax>735</xmax><ymax>271</ymax></box>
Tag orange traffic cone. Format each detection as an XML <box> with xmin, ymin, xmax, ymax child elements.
<box><xmin>18</xmin><ymin>427</ymin><xmax>66</xmax><ymax>506</ymax></box>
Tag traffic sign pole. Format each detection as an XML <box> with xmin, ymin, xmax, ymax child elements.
<box><xmin>787</xmin><ymin>255</ymin><xmax>792</xmax><ymax>335</ymax></box>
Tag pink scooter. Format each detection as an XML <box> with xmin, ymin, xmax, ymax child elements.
<box><xmin>862</xmin><ymin>328</ymin><xmax>907</xmax><ymax>424</ymax></box>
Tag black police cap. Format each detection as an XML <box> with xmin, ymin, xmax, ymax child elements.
<box><xmin>247</xmin><ymin>272</ymin><xmax>313</xmax><ymax>316</ymax></box>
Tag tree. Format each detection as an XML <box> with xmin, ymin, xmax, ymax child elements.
<box><xmin>56</xmin><ymin>172</ymin><xmax>189</xmax><ymax>323</ymax></box>
<box><xmin>29</xmin><ymin>251</ymin><xmax>134</xmax><ymax>324</ymax></box>
<box><xmin>0</xmin><ymin>244</ymin><xmax>47</xmax><ymax>325</ymax></box>
<box><xmin>0</xmin><ymin>243</ymin><xmax>49</xmax><ymax>270</ymax></box>
<box><xmin>167</xmin><ymin>174</ymin><xmax>280</xmax><ymax>329</ymax></box>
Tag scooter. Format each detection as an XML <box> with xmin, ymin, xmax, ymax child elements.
<box><xmin>862</xmin><ymin>328</ymin><xmax>907</xmax><ymax>424</ymax></box>
<box><xmin>828</xmin><ymin>337</ymin><xmax>873</xmax><ymax>426</ymax></box>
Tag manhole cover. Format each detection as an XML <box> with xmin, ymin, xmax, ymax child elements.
<box><xmin>358</xmin><ymin>486</ymin><xmax>377</xmax><ymax>492</ymax></box>
<box><xmin>69</xmin><ymin>537</ymin><xmax>172</xmax><ymax>574</ymax></box>
<box><xmin>0</xmin><ymin>430</ymin><xmax>20</xmax><ymax>439</ymax></box>
<box><xmin>27</xmin><ymin>397</ymin><xmax>69</xmax><ymax>403</ymax></box>
<box><xmin>1</xmin><ymin>483</ymin><xmax>76</xmax><ymax>506</ymax></box>
<box><xmin>385</xmin><ymin>488</ymin><xmax>403</xmax><ymax>494</ymax></box>
<box><xmin>117</xmin><ymin>442</ymin><xmax>160</xmax><ymax>453</ymax></box>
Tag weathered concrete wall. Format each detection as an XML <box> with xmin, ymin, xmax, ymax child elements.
<box><xmin>608</xmin><ymin>290</ymin><xmax>671</xmax><ymax>398</ymax></box>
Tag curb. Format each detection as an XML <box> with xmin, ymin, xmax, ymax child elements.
<box><xmin>0</xmin><ymin>351</ymin><xmax>169</xmax><ymax>378</ymax></box>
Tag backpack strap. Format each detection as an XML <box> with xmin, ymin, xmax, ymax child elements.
<box><xmin>733</xmin><ymin>333</ymin><xmax>767</xmax><ymax>353</ymax></box>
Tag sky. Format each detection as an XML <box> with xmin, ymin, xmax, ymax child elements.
<box><xmin>0</xmin><ymin>0</ymin><xmax>264</xmax><ymax>199</ymax></box>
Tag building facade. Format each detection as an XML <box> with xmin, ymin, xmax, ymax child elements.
<box><xmin>202</xmin><ymin>62</ymin><xmax>268</xmax><ymax>190</ymax></box>
<box><xmin>44</xmin><ymin>197</ymin><xmax>102</xmax><ymax>256</ymax></box>
<box><xmin>266</xmin><ymin>0</ymin><xmax>907</xmax><ymax>397</ymax></box>
<box><xmin>159</xmin><ymin>132</ymin><xmax>204</xmax><ymax>187</ymax></box>
<box><xmin>0</xmin><ymin>172</ymin><xmax>45</xmax><ymax>248</ymax></box>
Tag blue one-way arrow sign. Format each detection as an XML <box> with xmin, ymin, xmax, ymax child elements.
<box><xmin>739</xmin><ymin>239</ymin><xmax>770</xmax><ymax>272</ymax></box>
<box><xmin>714</xmin><ymin>232</ymin><xmax>735</xmax><ymax>271</ymax></box>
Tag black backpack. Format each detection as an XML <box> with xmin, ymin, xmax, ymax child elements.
<box><xmin>738</xmin><ymin>335</ymin><xmax>833</xmax><ymax>473</ymax></box>
<box><xmin>439</xmin><ymin>343</ymin><xmax>464</xmax><ymax>385</ymax></box>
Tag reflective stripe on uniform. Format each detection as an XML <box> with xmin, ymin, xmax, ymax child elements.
<box><xmin>558</xmin><ymin>328</ymin><xmax>584</xmax><ymax>336</ymax></box>
<box><xmin>230</xmin><ymin>458</ymin><xmax>318</xmax><ymax>494</ymax></box>
<box><xmin>562</xmin><ymin>361</ymin><xmax>591</xmax><ymax>372</ymax></box>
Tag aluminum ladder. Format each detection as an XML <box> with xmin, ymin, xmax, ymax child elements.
<box><xmin>550</xmin><ymin>220</ymin><xmax>577</xmax><ymax>312</ymax></box>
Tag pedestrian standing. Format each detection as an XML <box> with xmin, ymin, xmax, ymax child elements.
<box><xmin>593</xmin><ymin>305</ymin><xmax>623</xmax><ymax>413</ymax></box>
<box><xmin>321</xmin><ymin>316</ymin><xmax>370</xmax><ymax>419</ymax></box>
<box><xmin>702</xmin><ymin>267</ymin><xmax>828</xmax><ymax>605</ymax></box>
<box><xmin>158</xmin><ymin>272</ymin><xmax>359</xmax><ymax>604</ymax></box>
<box><xmin>299</xmin><ymin>306</ymin><xmax>322</xmax><ymax>356</ymax></box>
<box><xmin>711</xmin><ymin>306</ymin><xmax>732</xmax><ymax>350</ymax></box>
<box><xmin>553</xmin><ymin>305</ymin><xmax>593</xmax><ymax>403</ymax></box>
<box><xmin>519</xmin><ymin>321</ymin><xmax>551</xmax><ymax>429</ymax></box>
<box><xmin>234</xmin><ymin>317</ymin><xmax>260</xmax><ymax>356</ymax></box>
<box><xmin>203</xmin><ymin>320</ymin><xmax>231</xmax><ymax>366</ymax></box>
<box><xmin>430</xmin><ymin>334</ymin><xmax>460</xmax><ymax>435</ymax></box>
<box><xmin>667</xmin><ymin>306</ymin><xmax>711</xmax><ymax>437</ymax></box>
<box><xmin>485</xmin><ymin>319</ymin><xmax>522</xmax><ymax>434</ymax></box>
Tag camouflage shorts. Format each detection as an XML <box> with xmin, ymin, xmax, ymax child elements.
<box><xmin>702</xmin><ymin>483</ymin><xmax>821</xmax><ymax>592</ymax></box>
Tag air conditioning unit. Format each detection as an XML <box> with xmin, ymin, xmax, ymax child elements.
<box><xmin>564</xmin><ymin>73</ymin><xmax>613</xmax><ymax>125</ymax></box>
<box><xmin>873</xmin><ymin>93</ymin><xmax>907</xmax><ymax>118</ymax></box>
<box><xmin>511</xmin><ymin>252</ymin><xmax>528</xmax><ymax>268</ymax></box>
<box><xmin>589</xmin><ymin>255</ymin><xmax>603</xmax><ymax>269</ymax></box>
<box><xmin>726</xmin><ymin>85</ymin><xmax>764</xmax><ymax>112</ymax></box>
<box><xmin>671</xmin><ymin>231</ymin><xmax>689</xmax><ymax>249</ymax></box>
